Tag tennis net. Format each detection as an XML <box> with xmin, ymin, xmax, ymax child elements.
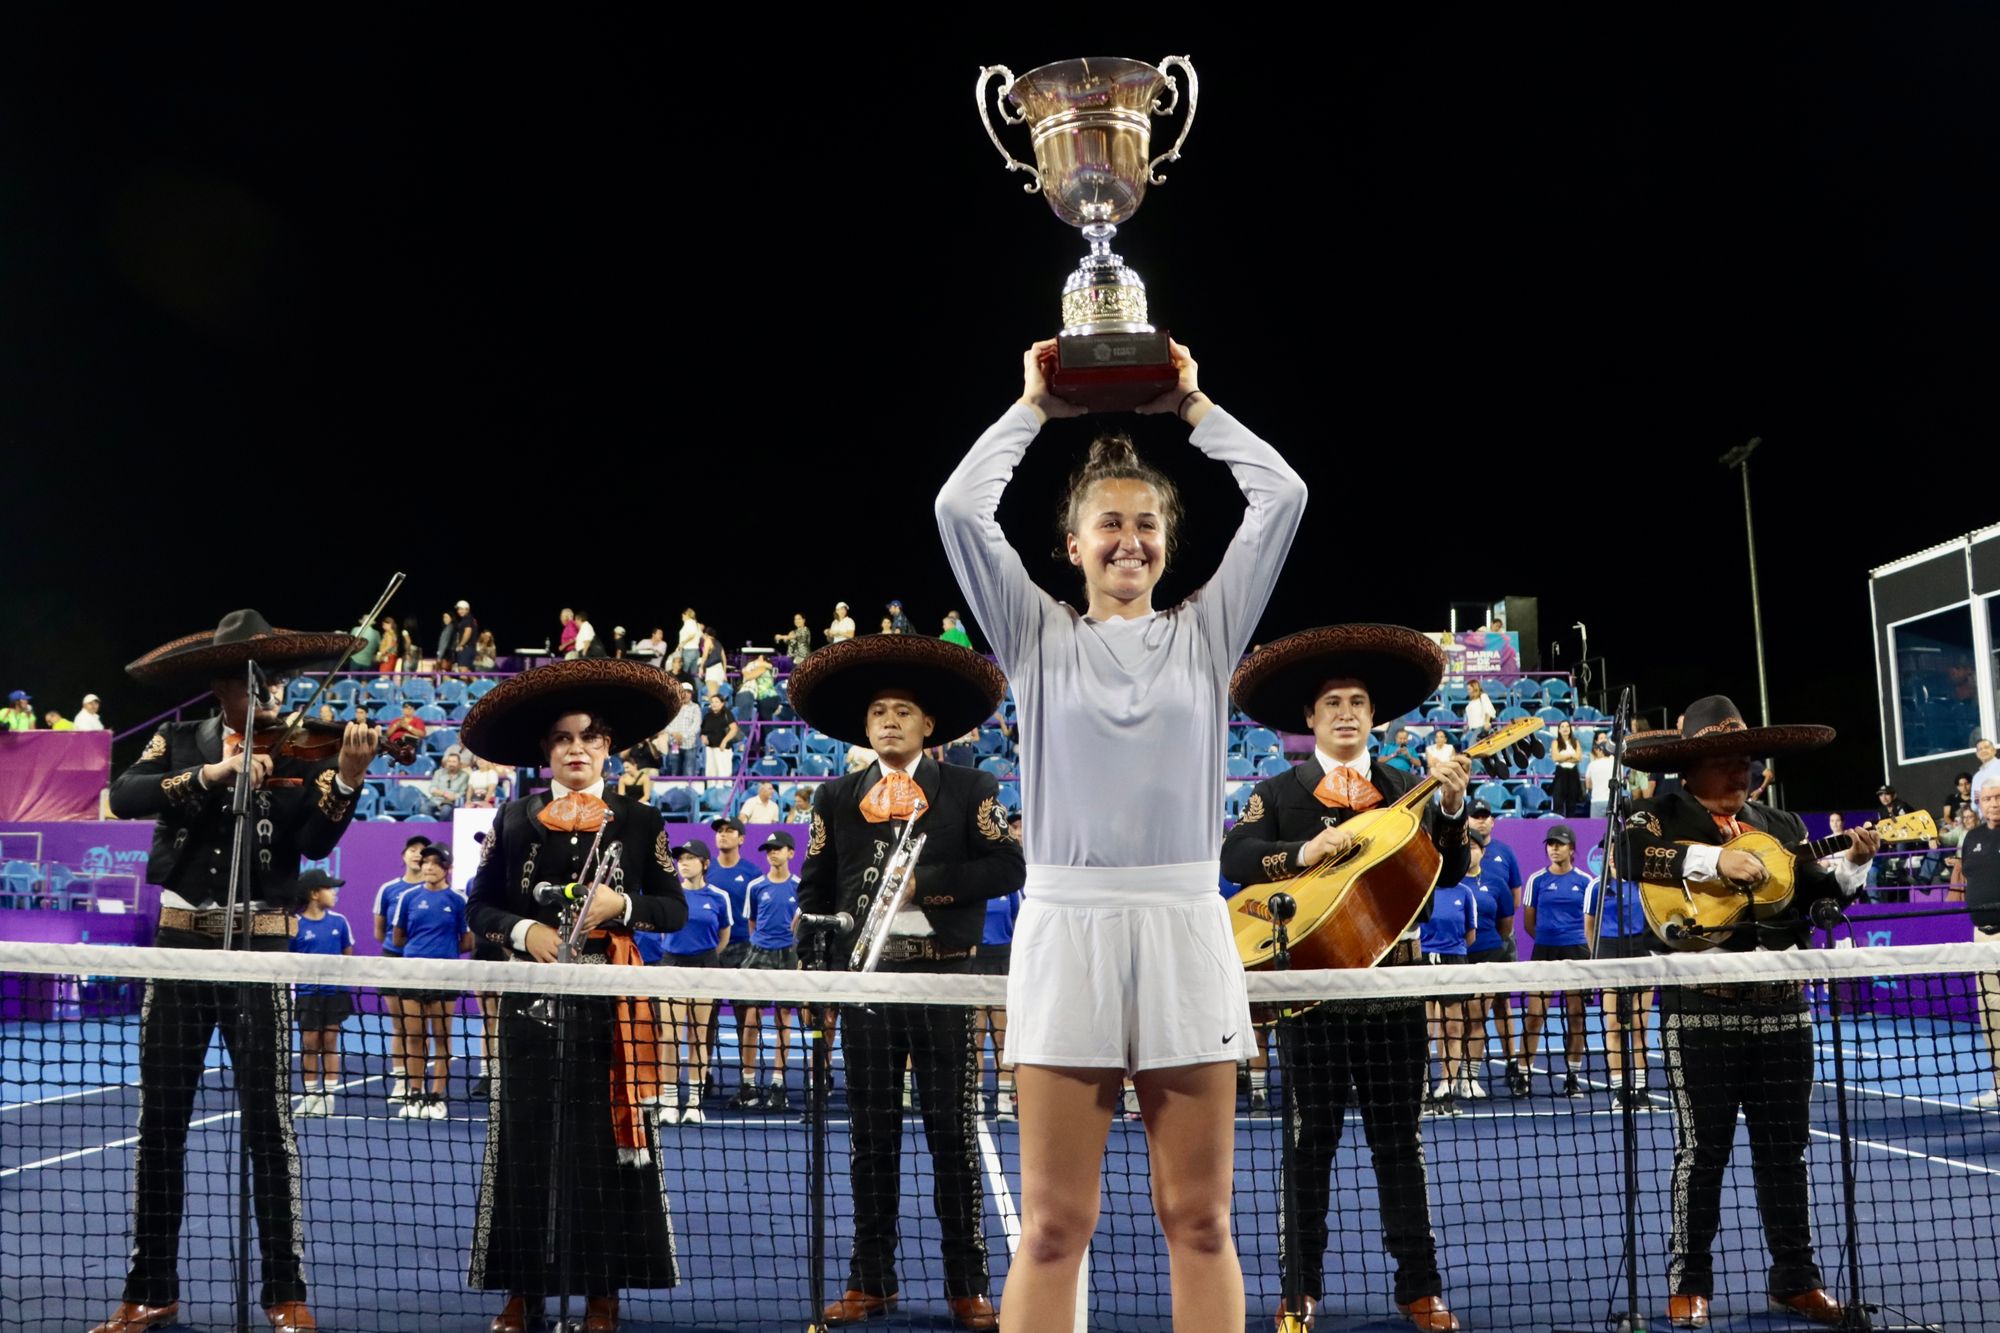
<box><xmin>3</xmin><ymin>938</ymin><xmax>1998</xmax><ymax>1332</ymax></box>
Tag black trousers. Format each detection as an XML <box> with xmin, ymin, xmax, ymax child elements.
<box><xmin>1661</xmin><ymin>1009</ymin><xmax>1823</xmax><ymax>1300</ymax></box>
<box><xmin>1280</xmin><ymin>999</ymin><xmax>1442</xmax><ymax>1306</ymax></box>
<box><xmin>124</xmin><ymin>977</ymin><xmax>305</xmax><ymax>1308</ymax></box>
<box><xmin>842</xmin><ymin>959</ymin><xmax>988</xmax><ymax>1300</ymax></box>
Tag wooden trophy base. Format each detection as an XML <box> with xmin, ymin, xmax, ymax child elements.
<box><xmin>1045</xmin><ymin>330</ymin><xmax>1177</xmax><ymax>413</ymax></box>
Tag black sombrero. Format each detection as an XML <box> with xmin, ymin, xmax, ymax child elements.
<box><xmin>787</xmin><ymin>636</ymin><xmax>1006</xmax><ymax>750</ymax></box>
<box><xmin>1230</xmin><ymin>624</ymin><xmax>1448</xmax><ymax>733</ymax></box>
<box><xmin>1621</xmin><ymin>695</ymin><xmax>1834</xmax><ymax>773</ymax></box>
<box><xmin>460</xmin><ymin>659</ymin><xmax>680</xmax><ymax>768</ymax></box>
<box><xmin>126</xmin><ymin>609</ymin><xmax>363</xmax><ymax>688</ymax></box>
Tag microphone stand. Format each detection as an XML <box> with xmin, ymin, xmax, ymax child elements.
<box><xmin>798</xmin><ymin>915</ymin><xmax>847</xmax><ymax>1333</ymax></box>
<box><xmin>1267</xmin><ymin>894</ymin><xmax>1309</xmax><ymax>1333</ymax></box>
<box><xmin>1811</xmin><ymin>899</ymin><xmax>1958</xmax><ymax>1333</ymax></box>
<box><xmin>1560</xmin><ymin>687</ymin><xmax>1647</xmax><ymax>1333</ymax></box>
<box><xmin>220</xmin><ymin>655</ymin><xmax>263</xmax><ymax>1333</ymax></box>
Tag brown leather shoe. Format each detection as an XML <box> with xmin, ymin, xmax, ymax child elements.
<box><xmin>821</xmin><ymin>1290</ymin><xmax>898</xmax><ymax>1325</ymax></box>
<box><xmin>1398</xmin><ymin>1296</ymin><xmax>1462</xmax><ymax>1331</ymax></box>
<box><xmin>1666</xmin><ymin>1294</ymin><xmax>1710</xmax><ymax>1328</ymax></box>
<box><xmin>89</xmin><ymin>1304</ymin><xmax>180</xmax><ymax>1333</ymax></box>
<box><xmin>264</xmin><ymin>1303</ymin><xmax>318</xmax><ymax>1331</ymax></box>
<box><xmin>949</xmin><ymin>1294</ymin><xmax>998</xmax><ymax>1330</ymax></box>
<box><xmin>1770</xmin><ymin>1289</ymin><xmax>1846</xmax><ymax>1326</ymax></box>
<box><xmin>1274</xmin><ymin>1294</ymin><xmax>1318</xmax><ymax>1330</ymax></box>
<box><xmin>490</xmin><ymin>1294</ymin><xmax>544</xmax><ymax>1333</ymax></box>
<box><xmin>584</xmin><ymin>1295</ymin><xmax>620</xmax><ymax>1331</ymax></box>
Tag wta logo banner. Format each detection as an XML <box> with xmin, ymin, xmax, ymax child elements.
<box><xmin>80</xmin><ymin>844</ymin><xmax>149</xmax><ymax>877</ymax></box>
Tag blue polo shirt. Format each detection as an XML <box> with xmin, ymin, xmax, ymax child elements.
<box><xmin>394</xmin><ymin>885</ymin><xmax>468</xmax><ymax>960</ymax></box>
<box><xmin>668</xmin><ymin>883</ymin><xmax>733</xmax><ymax>957</ymax></box>
<box><xmin>984</xmin><ymin>890</ymin><xmax>1022</xmax><ymax>948</ymax></box>
<box><xmin>1524</xmin><ymin>867</ymin><xmax>1594</xmax><ymax>947</ymax></box>
<box><xmin>745</xmin><ymin>873</ymin><xmax>800</xmax><ymax>951</ymax></box>
<box><xmin>707</xmin><ymin>858</ymin><xmax>759</xmax><ymax>936</ymax></box>
<box><xmin>1591</xmin><ymin>877</ymin><xmax>1647</xmax><ymax>938</ymax></box>
<box><xmin>291</xmin><ymin>911</ymin><xmax>353</xmax><ymax>994</ymax></box>
<box><xmin>1477</xmin><ymin>839</ymin><xmax>1523</xmax><ymax>902</ymax></box>
<box><xmin>1420</xmin><ymin>882</ymin><xmax>1479</xmax><ymax>957</ymax></box>
<box><xmin>1466</xmin><ymin>872</ymin><xmax>1514</xmax><ymax>954</ymax></box>
<box><xmin>374</xmin><ymin>875</ymin><xmax>423</xmax><ymax>957</ymax></box>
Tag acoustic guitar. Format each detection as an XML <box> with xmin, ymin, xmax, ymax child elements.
<box><xmin>1638</xmin><ymin>809</ymin><xmax>1936</xmax><ymax>950</ymax></box>
<box><xmin>1232</xmin><ymin>716</ymin><xmax>1545</xmax><ymax>976</ymax></box>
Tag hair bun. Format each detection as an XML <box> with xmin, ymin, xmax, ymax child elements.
<box><xmin>1086</xmin><ymin>432</ymin><xmax>1139</xmax><ymax>468</ymax></box>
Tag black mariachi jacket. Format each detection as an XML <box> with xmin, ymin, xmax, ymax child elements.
<box><xmin>1220</xmin><ymin>756</ymin><xmax>1470</xmax><ymax>917</ymax></box>
<box><xmin>109</xmin><ymin>717</ymin><xmax>359</xmax><ymax>917</ymax></box>
<box><xmin>465</xmin><ymin>789</ymin><xmax>688</xmax><ymax>957</ymax></box>
<box><xmin>1624</xmin><ymin>789</ymin><xmax>1852</xmax><ymax>954</ymax></box>
<box><xmin>796</xmin><ymin>756</ymin><xmax>1025</xmax><ymax>962</ymax></box>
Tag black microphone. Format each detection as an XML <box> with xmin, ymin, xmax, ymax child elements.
<box><xmin>532</xmin><ymin>881</ymin><xmax>581</xmax><ymax>907</ymax></box>
<box><xmin>1811</xmin><ymin>898</ymin><xmax>1847</xmax><ymax>930</ymax></box>
<box><xmin>1268</xmin><ymin>892</ymin><xmax>1298</xmax><ymax>925</ymax></box>
<box><xmin>797</xmin><ymin>911</ymin><xmax>855</xmax><ymax>936</ymax></box>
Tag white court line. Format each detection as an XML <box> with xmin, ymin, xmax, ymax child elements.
<box><xmin>1807</xmin><ymin>1127</ymin><xmax>2000</xmax><ymax>1178</ymax></box>
<box><xmin>975</xmin><ymin>1120</ymin><xmax>1021</xmax><ymax>1255</ymax></box>
<box><xmin>1</xmin><ymin>1063</ymin><xmax>226</xmax><ymax>1112</ymax></box>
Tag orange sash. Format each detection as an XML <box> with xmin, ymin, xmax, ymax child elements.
<box><xmin>599</xmin><ymin>929</ymin><xmax>661</xmax><ymax>1164</ymax></box>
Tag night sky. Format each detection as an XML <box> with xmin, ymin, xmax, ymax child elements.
<box><xmin>4</xmin><ymin>12</ymin><xmax>1996</xmax><ymax>810</ymax></box>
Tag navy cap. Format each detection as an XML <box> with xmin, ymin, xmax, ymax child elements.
<box><xmin>1544</xmin><ymin>823</ymin><xmax>1577</xmax><ymax>846</ymax></box>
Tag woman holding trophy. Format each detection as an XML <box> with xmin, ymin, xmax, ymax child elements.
<box><xmin>936</xmin><ymin>335</ymin><xmax>1307</xmax><ymax>1329</ymax></box>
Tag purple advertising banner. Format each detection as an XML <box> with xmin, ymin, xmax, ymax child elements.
<box><xmin>0</xmin><ymin>732</ymin><xmax>110</xmax><ymax>821</ymax></box>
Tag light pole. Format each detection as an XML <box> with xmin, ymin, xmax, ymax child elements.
<box><xmin>1719</xmin><ymin>436</ymin><xmax>1771</xmax><ymax>728</ymax></box>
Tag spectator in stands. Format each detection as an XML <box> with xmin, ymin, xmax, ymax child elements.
<box><xmin>1946</xmin><ymin>806</ymin><xmax>1981</xmax><ymax>889</ymax></box>
<box><xmin>1586</xmin><ymin>738</ymin><xmax>1618</xmax><ymax>817</ymax></box>
<box><xmin>733</xmin><ymin>831</ymin><xmax>802</xmax><ymax>1111</ymax></box>
<box><xmin>677</xmin><ymin>609</ymin><xmax>704</xmax><ymax>676</ymax></box>
<box><xmin>942</xmin><ymin>724</ymin><xmax>981</xmax><ymax>768</ymax></box>
<box><xmin>740</xmin><ymin>652</ymin><xmax>779</xmax><ymax>720</ymax></box>
<box><xmin>1547</xmin><ymin>719</ymin><xmax>1585</xmax><ymax>816</ymax></box>
<box><xmin>43</xmin><ymin>709</ymin><xmax>74</xmax><ymax>730</ymax></box>
<box><xmin>473</xmin><ymin>631</ymin><xmax>498</xmax><ymax>672</ymax></box>
<box><xmin>467</xmin><ymin>758</ymin><xmax>504</xmax><ymax>807</ymax></box>
<box><xmin>1868</xmin><ymin>784</ymin><xmax>1916</xmax><ymax>899</ymax></box>
<box><xmin>701</xmin><ymin>691</ymin><xmax>739</xmax><ymax>794</ymax></box>
<box><xmin>940</xmin><ymin>612</ymin><xmax>973</xmax><ymax>648</ymax></box>
<box><xmin>660</xmin><ymin>839</ymin><xmax>731</xmax><ymax>1126</ymax></box>
<box><xmin>573</xmin><ymin>611</ymin><xmax>602</xmax><ymax>659</ymax></box>
<box><xmin>73</xmin><ymin>693</ymin><xmax>106</xmax><ymax>731</ymax></box>
<box><xmin>426</xmin><ymin>751</ymin><xmax>471</xmax><ymax>819</ymax></box>
<box><xmin>558</xmin><ymin>607</ymin><xmax>579</xmax><ymax>659</ymax></box>
<box><xmin>616</xmin><ymin>760</ymin><xmax>654</xmax><ymax>803</ymax></box>
<box><xmin>785</xmin><ymin>787</ymin><xmax>816</xmax><ymax>823</ymax></box>
<box><xmin>290</xmin><ymin>870</ymin><xmax>353</xmax><ymax>1118</ymax></box>
<box><xmin>376</xmin><ymin>615</ymin><xmax>404</xmax><ymax>673</ymax></box>
<box><xmin>782</xmin><ymin>614</ymin><xmax>813</xmax><ymax>662</ymax></box>
<box><xmin>630</xmin><ymin>627</ymin><xmax>669</xmax><ymax>669</ymax></box>
<box><xmin>697</xmin><ymin>631</ymin><xmax>726</xmax><ymax>691</ymax></box>
<box><xmin>878</xmin><ymin>615</ymin><xmax>898</xmax><ymax>635</ymax></box>
<box><xmin>3</xmin><ymin>690</ymin><xmax>33</xmax><ymax>730</ymax></box>
<box><xmin>437</xmin><ymin>610</ymin><xmax>457</xmax><ymax>663</ymax></box>
<box><xmin>665</xmin><ymin>682</ymin><xmax>702</xmax><ymax>778</ymax></box>
<box><xmin>1944</xmin><ymin>772</ymin><xmax>1977</xmax><ymax>826</ymax></box>
<box><xmin>740</xmin><ymin>782</ymin><xmax>781</xmax><ymax>824</ymax></box>
<box><xmin>349</xmin><ymin>617</ymin><xmax>381</xmax><ymax>671</ymax></box>
<box><xmin>1973</xmin><ymin>738</ymin><xmax>2000</xmax><ymax>803</ymax></box>
<box><xmin>315</xmin><ymin>704</ymin><xmax>338</xmax><ymax>724</ymax></box>
<box><xmin>826</xmin><ymin>601</ymin><xmax>856</xmax><ymax>644</ymax></box>
<box><xmin>887</xmin><ymin>599</ymin><xmax>912</xmax><ymax>634</ymax></box>
<box><xmin>375</xmin><ymin>836</ymin><xmax>429</xmax><ymax>1107</ymax></box>
<box><xmin>392</xmin><ymin>846</ymin><xmax>471</xmax><ymax>1119</ymax></box>
<box><xmin>1379</xmin><ymin>728</ymin><xmax>1418</xmax><ymax>772</ymax></box>
<box><xmin>843</xmin><ymin>743</ymin><xmax>877</xmax><ymax>774</ymax></box>
<box><xmin>451</xmin><ymin>601</ymin><xmax>478</xmax><ymax>669</ymax></box>
<box><xmin>1424</xmin><ymin>728</ymin><xmax>1455</xmax><ymax>772</ymax></box>
<box><xmin>1463</xmin><ymin>679</ymin><xmax>1497</xmax><ymax>737</ymax></box>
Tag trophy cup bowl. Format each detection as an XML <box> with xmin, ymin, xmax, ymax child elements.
<box><xmin>978</xmin><ymin>56</ymin><xmax>1198</xmax><ymax>411</ymax></box>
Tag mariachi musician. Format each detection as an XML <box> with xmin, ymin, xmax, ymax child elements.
<box><xmin>1621</xmin><ymin>695</ymin><xmax>1875</xmax><ymax>1330</ymax></box>
<box><xmin>1220</xmin><ymin>625</ymin><xmax>1472</xmax><ymax>1333</ymax></box>
<box><xmin>95</xmin><ymin>610</ymin><xmax>378</xmax><ymax>1333</ymax></box>
<box><xmin>461</xmin><ymin>659</ymin><xmax>688</xmax><ymax>1333</ymax></box>
<box><xmin>788</xmin><ymin>636</ymin><xmax>1025</xmax><ymax>1331</ymax></box>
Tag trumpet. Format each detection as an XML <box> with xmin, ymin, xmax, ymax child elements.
<box><xmin>851</xmin><ymin>797</ymin><xmax>929</xmax><ymax>973</ymax></box>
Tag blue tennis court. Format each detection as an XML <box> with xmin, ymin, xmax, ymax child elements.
<box><xmin>6</xmin><ymin>1002</ymin><xmax>1999</xmax><ymax>1331</ymax></box>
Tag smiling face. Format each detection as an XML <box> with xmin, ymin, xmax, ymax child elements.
<box><xmin>543</xmin><ymin>712</ymin><xmax>611</xmax><ymax>791</ymax></box>
<box><xmin>1307</xmin><ymin>679</ymin><xmax>1374</xmax><ymax>763</ymax></box>
<box><xmin>1067</xmin><ymin>477</ymin><xmax>1167</xmax><ymax>613</ymax></box>
<box><xmin>865</xmin><ymin>689</ymin><xmax>934</xmax><ymax>765</ymax></box>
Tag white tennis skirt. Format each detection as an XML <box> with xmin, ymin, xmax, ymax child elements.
<box><xmin>1004</xmin><ymin>862</ymin><xmax>1252</xmax><ymax>1076</ymax></box>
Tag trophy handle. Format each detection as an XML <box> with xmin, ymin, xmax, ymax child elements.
<box><xmin>976</xmin><ymin>64</ymin><xmax>1043</xmax><ymax>195</ymax></box>
<box><xmin>1147</xmin><ymin>54</ymin><xmax>1200</xmax><ymax>185</ymax></box>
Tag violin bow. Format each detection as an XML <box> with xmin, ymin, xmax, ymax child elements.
<box><xmin>272</xmin><ymin>571</ymin><xmax>407</xmax><ymax>752</ymax></box>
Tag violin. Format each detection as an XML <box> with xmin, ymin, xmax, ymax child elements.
<box><xmin>250</xmin><ymin>711</ymin><xmax>422</xmax><ymax>767</ymax></box>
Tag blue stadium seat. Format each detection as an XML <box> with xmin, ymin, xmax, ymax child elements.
<box><xmin>1224</xmin><ymin>787</ymin><xmax>1252</xmax><ymax>821</ymax></box>
<box><xmin>354</xmin><ymin>785</ymin><xmax>382</xmax><ymax>820</ymax></box>
<box><xmin>751</xmin><ymin>753</ymin><xmax>790</xmax><ymax>778</ymax></box>
<box><xmin>797</xmin><ymin>754</ymin><xmax>836</xmax><ymax>778</ymax></box>
<box><xmin>764</xmin><ymin>728</ymin><xmax>803</xmax><ymax>757</ymax></box>
<box><xmin>976</xmin><ymin>726</ymin><xmax>1009</xmax><ymax>756</ymax></box>
<box><xmin>1514</xmin><ymin>783</ymin><xmax>1552</xmax><ymax>816</ymax></box>
<box><xmin>415</xmin><ymin>703</ymin><xmax>449</xmax><ymax>724</ymax></box>
<box><xmin>1542</xmin><ymin>678</ymin><xmax>1574</xmax><ymax>706</ymax></box>
<box><xmin>1572</xmin><ymin>704</ymin><xmax>1604</xmax><ymax>723</ymax></box>
<box><xmin>1257</xmin><ymin>755</ymin><xmax>1290</xmax><ymax>778</ymax></box>
<box><xmin>1473</xmin><ymin>780</ymin><xmax>1513</xmax><ymax>812</ymax></box>
<box><xmin>367</xmin><ymin>754</ymin><xmax>393</xmax><ymax>777</ymax></box>
<box><xmin>467</xmin><ymin>677</ymin><xmax>499</xmax><ymax>699</ymax></box>
<box><xmin>436</xmin><ymin>679</ymin><xmax>468</xmax><ymax>707</ymax></box>
<box><xmin>287</xmin><ymin>677</ymin><xmax>319</xmax><ymax>705</ymax></box>
<box><xmin>995</xmin><ymin>783</ymin><xmax>1022</xmax><ymax>812</ymax></box>
<box><xmin>1536</xmin><ymin>706</ymin><xmax>1569</xmax><ymax>729</ymax></box>
<box><xmin>1528</xmin><ymin>756</ymin><xmax>1557</xmax><ymax>778</ymax></box>
<box><xmin>423</xmin><ymin>728</ymin><xmax>459</xmax><ymax>755</ymax></box>
<box><xmin>327</xmin><ymin>679</ymin><xmax>360</xmax><ymax>706</ymax></box>
<box><xmin>1439</xmin><ymin>681</ymin><xmax>1470</xmax><ymax>709</ymax></box>
<box><xmin>1511</xmin><ymin>679</ymin><xmax>1545</xmax><ymax>708</ymax></box>
<box><xmin>400</xmin><ymin>678</ymin><xmax>436</xmax><ymax>706</ymax></box>
<box><xmin>978</xmin><ymin>756</ymin><xmax>1017</xmax><ymax>779</ymax></box>
<box><xmin>700</xmin><ymin>787</ymin><xmax>733</xmax><ymax>817</ymax></box>
<box><xmin>803</xmin><ymin>733</ymin><xmax>843</xmax><ymax>761</ymax></box>
<box><xmin>732</xmin><ymin>691</ymin><xmax>756</xmax><ymax>722</ymax></box>
<box><xmin>1226</xmin><ymin>755</ymin><xmax>1255</xmax><ymax>780</ymax></box>
<box><xmin>658</xmin><ymin>786</ymin><xmax>696</xmax><ymax>817</ymax></box>
<box><xmin>389</xmin><ymin>784</ymin><xmax>431</xmax><ymax>819</ymax></box>
<box><xmin>0</xmin><ymin>859</ymin><xmax>38</xmax><ymax>907</ymax></box>
<box><xmin>394</xmin><ymin>756</ymin><xmax>437</xmax><ymax>779</ymax></box>
<box><xmin>1426</xmin><ymin>704</ymin><xmax>1461</xmax><ymax>725</ymax></box>
<box><xmin>1496</xmin><ymin>705</ymin><xmax>1531</xmax><ymax>725</ymax></box>
<box><xmin>1242</xmin><ymin>727</ymin><xmax>1281</xmax><ymax>757</ymax></box>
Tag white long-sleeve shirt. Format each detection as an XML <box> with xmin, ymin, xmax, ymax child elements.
<box><xmin>936</xmin><ymin>402</ymin><xmax>1306</xmax><ymax>869</ymax></box>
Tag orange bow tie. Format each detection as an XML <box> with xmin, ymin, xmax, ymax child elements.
<box><xmin>1313</xmin><ymin>765</ymin><xmax>1382</xmax><ymax>812</ymax></box>
<box><xmin>540</xmin><ymin>791</ymin><xmax>610</xmax><ymax>833</ymax></box>
<box><xmin>860</xmin><ymin>771</ymin><xmax>923</xmax><ymax>824</ymax></box>
<box><xmin>1710</xmin><ymin>811</ymin><xmax>1744</xmax><ymax>840</ymax></box>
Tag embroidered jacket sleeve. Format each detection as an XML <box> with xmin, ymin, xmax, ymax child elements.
<box><xmin>1624</xmin><ymin>797</ymin><xmax>1699</xmax><ymax>887</ymax></box>
<box><xmin>625</xmin><ymin>806</ymin><xmax>689</xmax><ymax>934</ymax></box>
<box><xmin>909</xmin><ymin>770</ymin><xmax>1027</xmax><ymax>911</ymax></box>
<box><xmin>1221</xmin><ymin>777</ymin><xmax>1311</xmax><ymax>885</ymax></box>
<box><xmin>795</xmin><ymin>781</ymin><xmax>842</xmax><ymax>919</ymax></box>
<box><xmin>109</xmin><ymin>726</ymin><xmax>211</xmax><ymax>819</ymax></box>
<box><xmin>466</xmin><ymin>801</ymin><xmax>525</xmax><ymax>951</ymax></box>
